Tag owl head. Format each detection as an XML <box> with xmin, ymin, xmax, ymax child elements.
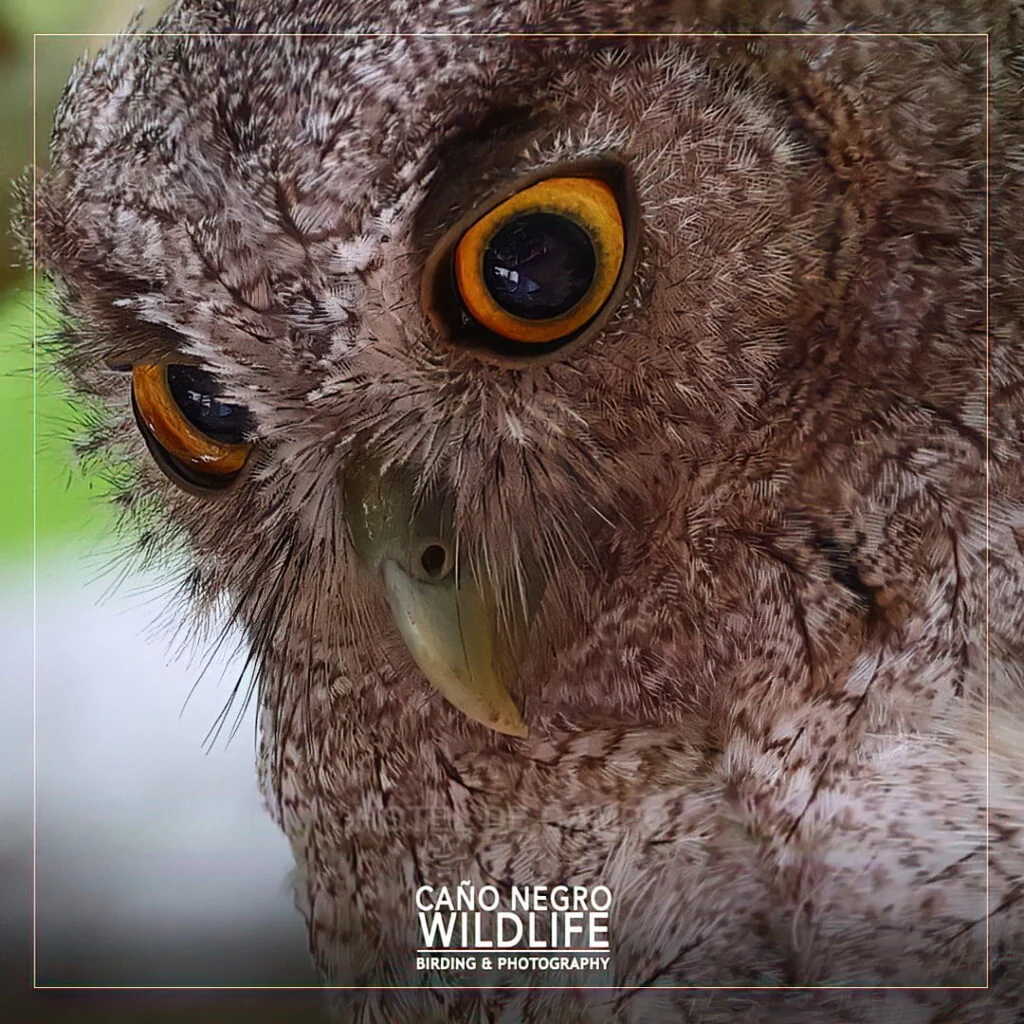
<box><xmin>31</xmin><ymin>0</ymin><xmax>963</xmax><ymax>748</ymax></box>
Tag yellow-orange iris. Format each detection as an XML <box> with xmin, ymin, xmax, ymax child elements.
<box><xmin>131</xmin><ymin>363</ymin><xmax>251</xmax><ymax>480</ymax></box>
<box><xmin>454</xmin><ymin>177</ymin><xmax>624</xmax><ymax>344</ymax></box>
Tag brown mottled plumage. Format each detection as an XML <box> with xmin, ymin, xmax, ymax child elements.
<box><xmin>29</xmin><ymin>0</ymin><xmax>1024</xmax><ymax>1020</ymax></box>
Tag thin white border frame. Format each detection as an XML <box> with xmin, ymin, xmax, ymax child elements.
<box><xmin>30</xmin><ymin>27</ymin><xmax>992</xmax><ymax>994</ymax></box>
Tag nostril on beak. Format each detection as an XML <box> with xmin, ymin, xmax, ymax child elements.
<box><xmin>419</xmin><ymin>543</ymin><xmax>450</xmax><ymax>580</ymax></box>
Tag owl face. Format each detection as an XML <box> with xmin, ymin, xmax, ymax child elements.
<box><xmin>31</xmin><ymin>0</ymin><xmax>1022</xmax><ymax>1005</ymax></box>
<box><xmin>35</xmin><ymin>9</ymin><xmax>836</xmax><ymax>738</ymax></box>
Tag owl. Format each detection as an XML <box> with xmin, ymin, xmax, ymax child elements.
<box><xmin>28</xmin><ymin>0</ymin><xmax>1024</xmax><ymax>1020</ymax></box>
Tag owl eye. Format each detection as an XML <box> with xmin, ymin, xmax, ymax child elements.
<box><xmin>131</xmin><ymin>363</ymin><xmax>254</xmax><ymax>491</ymax></box>
<box><xmin>453</xmin><ymin>177</ymin><xmax>625</xmax><ymax>345</ymax></box>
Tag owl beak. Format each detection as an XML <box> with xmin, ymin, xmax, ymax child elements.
<box><xmin>343</xmin><ymin>459</ymin><xmax>530</xmax><ymax>739</ymax></box>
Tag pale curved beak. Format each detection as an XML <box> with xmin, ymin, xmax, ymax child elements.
<box><xmin>343</xmin><ymin>458</ymin><xmax>534</xmax><ymax>738</ymax></box>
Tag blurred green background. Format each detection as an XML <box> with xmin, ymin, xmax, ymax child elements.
<box><xmin>1</xmin><ymin>0</ymin><xmax>169</xmax><ymax>563</ymax></box>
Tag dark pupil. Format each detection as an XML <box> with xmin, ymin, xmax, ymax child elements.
<box><xmin>482</xmin><ymin>212</ymin><xmax>596</xmax><ymax>321</ymax></box>
<box><xmin>166</xmin><ymin>365</ymin><xmax>252</xmax><ymax>444</ymax></box>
